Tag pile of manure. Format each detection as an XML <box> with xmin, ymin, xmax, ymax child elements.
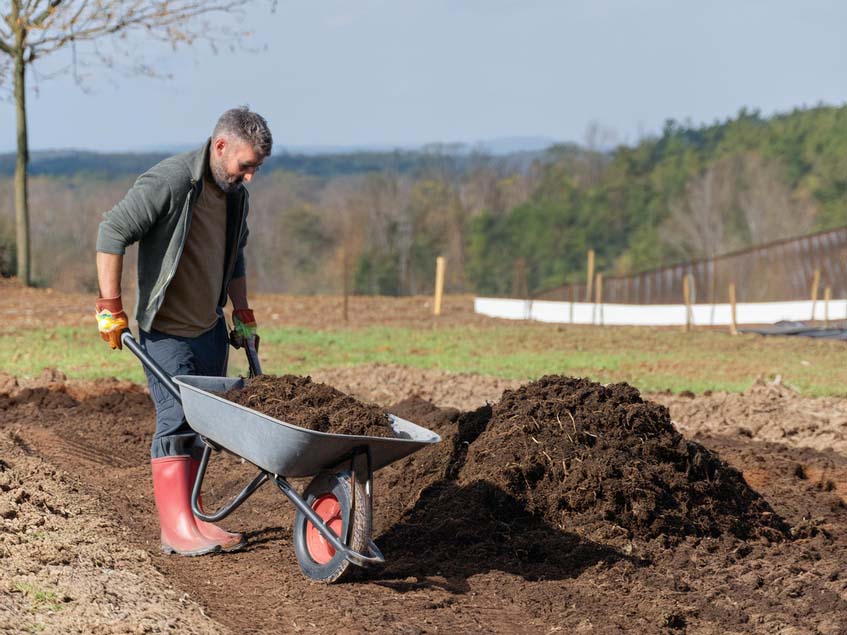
<box><xmin>223</xmin><ymin>375</ymin><xmax>397</xmax><ymax>438</ymax></box>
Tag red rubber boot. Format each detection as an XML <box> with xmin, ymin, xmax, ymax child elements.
<box><xmin>151</xmin><ymin>456</ymin><xmax>222</xmax><ymax>556</ymax></box>
<box><xmin>188</xmin><ymin>458</ymin><xmax>247</xmax><ymax>552</ymax></box>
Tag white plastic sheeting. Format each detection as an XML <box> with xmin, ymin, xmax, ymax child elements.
<box><xmin>474</xmin><ymin>297</ymin><xmax>847</xmax><ymax>326</ymax></box>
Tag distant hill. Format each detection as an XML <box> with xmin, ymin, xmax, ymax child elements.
<box><xmin>276</xmin><ymin>136</ymin><xmax>558</xmax><ymax>156</ymax></box>
<box><xmin>0</xmin><ymin>145</ymin><xmax>555</xmax><ymax>179</ymax></box>
<box><xmin>0</xmin><ymin>135</ymin><xmax>560</xmax><ymax>179</ymax></box>
<box><xmin>0</xmin><ymin>150</ymin><xmax>172</xmax><ymax>179</ymax></box>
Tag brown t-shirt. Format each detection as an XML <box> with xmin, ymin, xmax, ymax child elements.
<box><xmin>151</xmin><ymin>176</ymin><xmax>227</xmax><ymax>337</ymax></box>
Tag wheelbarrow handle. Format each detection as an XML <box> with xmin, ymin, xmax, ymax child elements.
<box><xmin>229</xmin><ymin>330</ymin><xmax>262</xmax><ymax>377</ymax></box>
<box><xmin>120</xmin><ymin>331</ymin><xmax>182</xmax><ymax>404</ymax></box>
<box><xmin>245</xmin><ymin>335</ymin><xmax>262</xmax><ymax>377</ymax></box>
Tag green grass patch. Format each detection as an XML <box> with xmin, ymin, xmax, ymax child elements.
<box><xmin>0</xmin><ymin>327</ymin><xmax>144</xmax><ymax>382</ymax></box>
<box><xmin>12</xmin><ymin>582</ymin><xmax>64</xmax><ymax>613</ymax></box>
<box><xmin>3</xmin><ymin>324</ymin><xmax>846</xmax><ymax>396</ymax></box>
<box><xmin>254</xmin><ymin>326</ymin><xmax>644</xmax><ymax>377</ymax></box>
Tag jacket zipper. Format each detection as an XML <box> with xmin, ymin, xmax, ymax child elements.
<box><xmin>150</xmin><ymin>180</ymin><xmax>198</xmax><ymax>314</ymax></box>
<box><xmin>228</xmin><ymin>195</ymin><xmax>247</xmax><ymax>280</ymax></box>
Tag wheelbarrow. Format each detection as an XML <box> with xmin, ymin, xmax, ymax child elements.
<box><xmin>121</xmin><ymin>331</ymin><xmax>441</xmax><ymax>583</ymax></box>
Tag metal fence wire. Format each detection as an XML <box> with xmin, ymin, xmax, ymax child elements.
<box><xmin>534</xmin><ymin>226</ymin><xmax>847</xmax><ymax>305</ymax></box>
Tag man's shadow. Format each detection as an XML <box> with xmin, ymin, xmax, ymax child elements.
<box><xmin>364</xmin><ymin>479</ymin><xmax>637</xmax><ymax>592</ymax></box>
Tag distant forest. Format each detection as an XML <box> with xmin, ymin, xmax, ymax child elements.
<box><xmin>2</xmin><ymin>105</ymin><xmax>846</xmax><ymax>296</ymax></box>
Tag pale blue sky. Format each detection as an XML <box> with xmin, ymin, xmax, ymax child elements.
<box><xmin>2</xmin><ymin>0</ymin><xmax>846</xmax><ymax>152</ymax></box>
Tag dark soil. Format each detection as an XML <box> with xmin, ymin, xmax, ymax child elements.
<box><xmin>374</xmin><ymin>377</ymin><xmax>790</xmax><ymax>583</ymax></box>
<box><xmin>461</xmin><ymin>376</ymin><xmax>790</xmax><ymax>543</ymax></box>
<box><xmin>222</xmin><ymin>374</ymin><xmax>397</xmax><ymax>438</ymax></box>
<box><xmin>374</xmin><ymin>396</ymin><xmax>483</xmax><ymax>534</ymax></box>
<box><xmin>3</xmin><ymin>371</ymin><xmax>846</xmax><ymax>634</ymax></box>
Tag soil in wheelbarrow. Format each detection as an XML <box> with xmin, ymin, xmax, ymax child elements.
<box><xmin>222</xmin><ymin>374</ymin><xmax>398</xmax><ymax>438</ymax></box>
<box><xmin>377</xmin><ymin>376</ymin><xmax>791</xmax><ymax>580</ymax></box>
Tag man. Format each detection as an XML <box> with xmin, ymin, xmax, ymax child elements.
<box><xmin>94</xmin><ymin>107</ymin><xmax>272</xmax><ymax>556</ymax></box>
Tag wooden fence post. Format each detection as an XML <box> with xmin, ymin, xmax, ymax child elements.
<box><xmin>729</xmin><ymin>283</ymin><xmax>738</xmax><ymax>336</ymax></box>
<box><xmin>585</xmin><ymin>249</ymin><xmax>595</xmax><ymax>302</ymax></box>
<box><xmin>825</xmin><ymin>286</ymin><xmax>832</xmax><ymax>327</ymax></box>
<box><xmin>596</xmin><ymin>272</ymin><xmax>604</xmax><ymax>326</ymax></box>
<box><xmin>342</xmin><ymin>246</ymin><xmax>349</xmax><ymax>323</ymax></box>
<box><xmin>512</xmin><ymin>257</ymin><xmax>529</xmax><ymax>299</ymax></box>
<box><xmin>433</xmin><ymin>256</ymin><xmax>446</xmax><ymax>316</ymax></box>
<box><xmin>810</xmin><ymin>268</ymin><xmax>821</xmax><ymax>321</ymax></box>
<box><xmin>568</xmin><ymin>284</ymin><xmax>575</xmax><ymax>323</ymax></box>
<box><xmin>683</xmin><ymin>273</ymin><xmax>692</xmax><ymax>332</ymax></box>
<box><xmin>709</xmin><ymin>260</ymin><xmax>717</xmax><ymax>326</ymax></box>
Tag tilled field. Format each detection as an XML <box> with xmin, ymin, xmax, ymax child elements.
<box><xmin>1</xmin><ymin>367</ymin><xmax>846</xmax><ymax>634</ymax></box>
<box><xmin>0</xmin><ymin>278</ymin><xmax>487</xmax><ymax>335</ymax></box>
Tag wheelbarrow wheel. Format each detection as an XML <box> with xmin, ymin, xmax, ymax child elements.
<box><xmin>293</xmin><ymin>472</ymin><xmax>370</xmax><ymax>583</ymax></box>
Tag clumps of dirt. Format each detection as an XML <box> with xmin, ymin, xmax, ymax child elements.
<box><xmin>0</xmin><ymin>368</ymin><xmax>147</xmax><ymax>415</ymax></box>
<box><xmin>372</xmin><ymin>397</ymin><xmax>490</xmax><ymax>532</ymax></box>
<box><xmin>652</xmin><ymin>376</ymin><xmax>847</xmax><ymax>455</ymax></box>
<box><xmin>313</xmin><ymin>363</ymin><xmax>522</xmax><ymax>411</ymax></box>
<box><xmin>0</xmin><ymin>431</ymin><xmax>229</xmax><ymax>634</ymax></box>
<box><xmin>0</xmin><ymin>386</ymin><xmax>78</xmax><ymax>411</ymax></box>
<box><xmin>0</xmin><ymin>368</ymin><xmax>77</xmax><ymax>411</ymax></box>
<box><xmin>222</xmin><ymin>374</ymin><xmax>398</xmax><ymax>438</ymax></box>
<box><xmin>387</xmin><ymin>395</ymin><xmax>461</xmax><ymax>432</ymax></box>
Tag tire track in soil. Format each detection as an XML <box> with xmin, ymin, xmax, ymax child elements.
<box><xmin>23</xmin><ymin>426</ymin><xmax>137</xmax><ymax>469</ymax></box>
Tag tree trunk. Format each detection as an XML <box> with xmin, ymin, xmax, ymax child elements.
<box><xmin>12</xmin><ymin>3</ymin><xmax>30</xmax><ymax>286</ymax></box>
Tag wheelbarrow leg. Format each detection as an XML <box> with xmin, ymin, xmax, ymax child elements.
<box><xmin>188</xmin><ymin>457</ymin><xmax>247</xmax><ymax>552</ymax></box>
<box><xmin>349</xmin><ymin>448</ymin><xmax>383</xmax><ymax>564</ymax></box>
<box><xmin>191</xmin><ymin>443</ymin><xmax>270</xmax><ymax>523</ymax></box>
<box><xmin>283</xmin><ymin>449</ymin><xmax>384</xmax><ymax>583</ymax></box>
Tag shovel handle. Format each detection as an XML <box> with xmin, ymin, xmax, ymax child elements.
<box><xmin>120</xmin><ymin>331</ymin><xmax>182</xmax><ymax>404</ymax></box>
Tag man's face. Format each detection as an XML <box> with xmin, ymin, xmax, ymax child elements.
<box><xmin>210</xmin><ymin>136</ymin><xmax>264</xmax><ymax>193</ymax></box>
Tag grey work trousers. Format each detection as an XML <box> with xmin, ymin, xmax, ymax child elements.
<box><xmin>140</xmin><ymin>318</ymin><xmax>229</xmax><ymax>459</ymax></box>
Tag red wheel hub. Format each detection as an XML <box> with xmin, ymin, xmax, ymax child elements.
<box><xmin>306</xmin><ymin>494</ymin><xmax>342</xmax><ymax>564</ymax></box>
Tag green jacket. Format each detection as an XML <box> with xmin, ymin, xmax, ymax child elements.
<box><xmin>96</xmin><ymin>140</ymin><xmax>249</xmax><ymax>332</ymax></box>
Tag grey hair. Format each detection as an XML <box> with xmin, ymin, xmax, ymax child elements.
<box><xmin>212</xmin><ymin>106</ymin><xmax>273</xmax><ymax>157</ymax></box>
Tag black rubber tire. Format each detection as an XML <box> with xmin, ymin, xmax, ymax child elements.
<box><xmin>293</xmin><ymin>471</ymin><xmax>371</xmax><ymax>583</ymax></box>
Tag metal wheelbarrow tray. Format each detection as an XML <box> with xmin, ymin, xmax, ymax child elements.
<box><xmin>122</xmin><ymin>333</ymin><xmax>441</xmax><ymax>583</ymax></box>
<box><xmin>175</xmin><ymin>375</ymin><xmax>440</xmax><ymax>477</ymax></box>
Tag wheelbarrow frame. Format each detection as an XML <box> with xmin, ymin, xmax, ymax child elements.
<box><xmin>121</xmin><ymin>332</ymin><xmax>439</xmax><ymax>572</ymax></box>
<box><xmin>189</xmin><ymin>435</ymin><xmax>383</xmax><ymax>568</ymax></box>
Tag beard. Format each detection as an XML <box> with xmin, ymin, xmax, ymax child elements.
<box><xmin>209</xmin><ymin>156</ymin><xmax>242</xmax><ymax>193</ymax></box>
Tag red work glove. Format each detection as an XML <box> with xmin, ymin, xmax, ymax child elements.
<box><xmin>230</xmin><ymin>308</ymin><xmax>258</xmax><ymax>348</ymax></box>
<box><xmin>95</xmin><ymin>296</ymin><xmax>129</xmax><ymax>350</ymax></box>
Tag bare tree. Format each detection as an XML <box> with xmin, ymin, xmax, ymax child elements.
<box><xmin>662</xmin><ymin>153</ymin><xmax>818</xmax><ymax>264</ymax></box>
<box><xmin>352</xmin><ymin>172</ymin><xmax>414</xmax><ymax>294</ymax></box>
<box><xmin>0</xmin><ymin>0</ymin><xmax>265</xmax><ymax>285</ymax></box>
<box><xmin>738</xmin><ymin>152</ymin><xmax>816</xmax><ymax>244</ymax></box>
<box><xmin>661</xmin><ymin>156</ymin><xmax>743</xmax><ymax>259</ymax></box>
<box><xmin>580</xmin><ymin>121</ymin><xmax>616</xmax><ymax>187</ymax></box>
<box><xmin>318</xmin><ymin>176</ymin><xmax>378</xmax><ymax>302</ymax></box>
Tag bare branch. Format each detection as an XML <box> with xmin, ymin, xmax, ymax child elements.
<box><xmin>0</xmin><ymin>15</ymin><xmax>12</xmax><ymax>43</ymax></box>
<box><xmin>660</xmin><ymin>157</ymin><xmax>743</xmax><ymax>260</ymax></box>
<box><xmin>31</xmin><ymin>0</ymin><xmax>64</xmax><ymax>27</ymax></box>
<box><xmin>0</xmin><ymin>0</ymin><xmax>265</xmax><ymax>84</ymax></box>
<box><xmin>737</xmin><ymin>152</ymin><xmax>816</xmax><ymax>244</ymax></box>
<box><xmin>27</xmin><ymin>1</ymin><xmax>245</xmax><ymax>46</ymax></box>
<box><xmin>0</xmin><ymin>1</ymin><xmax>245</xmax><ymax>55</ymax></box>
